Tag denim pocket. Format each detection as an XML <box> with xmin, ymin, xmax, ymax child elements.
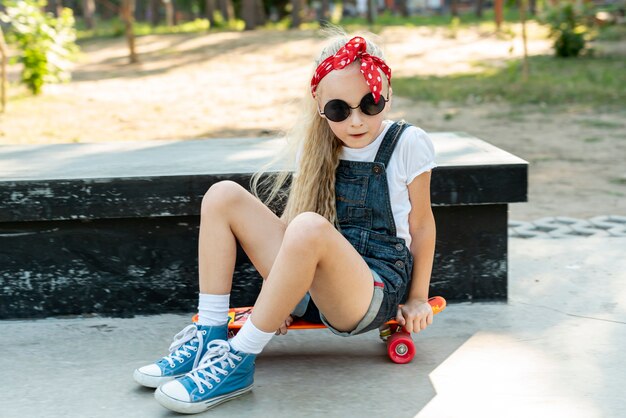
<box><xmin>335</xmin><ymin>175</ymin><xmax>368</xmax><ymax>206</ymax></box>
<box><xmin>338</xmin><ymin>206</ymin><xmax>373</xmax><ymax>229</ymax></box>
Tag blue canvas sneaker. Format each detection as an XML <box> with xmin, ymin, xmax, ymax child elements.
<box><xmin>133</xmin><ymin>323</ymin><xmax>227</xmax><ymax>388</ymax></box>
<box><xmin>155</xmin><ymin>340</ymin><xmax>256</xmax><ymax>414</ymax></box>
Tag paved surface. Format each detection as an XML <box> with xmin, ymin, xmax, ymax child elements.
<box><xmin>2</xmin><ymin>236</ymin><xmax>625</xmax><ymax>418</ymax></box>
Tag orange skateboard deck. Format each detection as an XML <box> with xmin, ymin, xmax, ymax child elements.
<box><xmin>195</xmin><ymin>296</ymin><xmax>446</xmax><ymax>364</ymax></box>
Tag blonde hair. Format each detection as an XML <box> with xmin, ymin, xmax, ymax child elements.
<box><xmin>250</xmin><ymin>28</ymin><xmax>386</xmax><ymax>227</ymax></box>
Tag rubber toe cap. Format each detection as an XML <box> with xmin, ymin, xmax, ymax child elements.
<box><xmin>160</xmin><ymin>380</ymin><xmax>191</xmax><ymax>402</ymax></box>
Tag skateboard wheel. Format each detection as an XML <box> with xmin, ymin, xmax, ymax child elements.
<box><xmin>387</xmin><ymin>332</ymin><xmax>415</xmax><ymax>364</ymax></box>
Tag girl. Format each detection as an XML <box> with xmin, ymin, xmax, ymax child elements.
<box><xmin>134</xmin><ymin>32</ymin><xmax>437</xmax><ymax>414</ymax></box>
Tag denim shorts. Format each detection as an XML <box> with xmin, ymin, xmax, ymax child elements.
<box><xmin>293</xmin><ymin>267</ymin><xmax>404</xmax><ymax>337</ymax></box>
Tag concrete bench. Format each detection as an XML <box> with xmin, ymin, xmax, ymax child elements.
<box><xmin>0</xmin><ymin>133</ymin><xmax>527</xmax><ymax>319</ymax></box>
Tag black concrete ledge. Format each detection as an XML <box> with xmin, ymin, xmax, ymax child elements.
<box><xmin>0</xmin><ymin>134</ymin><xmax>526</xmax><ymax>223</ymax></box>
<box><xmin>0</xmin><ymin>133</ymin><xmax>527</xmax><ymax>319</ymax></box>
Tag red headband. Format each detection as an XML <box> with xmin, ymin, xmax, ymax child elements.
<box><xmin>310</xmin><ymin>36</ymin><xmax>392</xmax><ymax>104</ymax></box>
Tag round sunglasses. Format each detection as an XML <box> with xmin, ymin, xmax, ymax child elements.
<box><xmin>319</xmin><ymin>92</ymin><xmax>389</xmax><ymax>123</ymax></box>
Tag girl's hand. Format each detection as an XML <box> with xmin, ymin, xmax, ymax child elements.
<box><xmin>275</xmin><ymin>315</ymin><xmax>294</xmax><ymax>335</ymax></box>
<box><xmin>396</xmin><ymin>299</ymin><xmax>433</xmax><ymax>333</ymax></box>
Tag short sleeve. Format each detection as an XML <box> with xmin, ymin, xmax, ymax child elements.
<box><xmin>401</xmin><ymin>127</ymin><xmax>437</xmax><ymax>185</ymax></box>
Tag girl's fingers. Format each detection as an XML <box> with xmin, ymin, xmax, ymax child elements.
<box><xmin>396</xmin><ymin>307</ymin><xmax>406</xmax><ymax>326</ymax></box>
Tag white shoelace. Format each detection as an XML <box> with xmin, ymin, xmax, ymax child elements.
<box><xmin>188</xmin><ymin>340</ymin><xmax>242</xmax><ymax>393</ymax></box>
<box><xmin>162</xmin><ymin>324</ymin><xmax>205</xmax><ymax>369</ymax></box>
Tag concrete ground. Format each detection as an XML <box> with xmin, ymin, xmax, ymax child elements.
<box><xmin>1</xmin><ymin>236</ymin><xmax>625</xmax><ymax>418</ymax></box>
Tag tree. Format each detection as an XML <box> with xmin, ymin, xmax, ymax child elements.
<box><xmin>163</xmin><ymin>0</ymin><xmax>174</xmax><ymax>25</ymax></box>
<box><xmin>242</xmin><ymin>0</ymin><xmax>265</xmax><ymax>29</ymax></box>
<box><xmin>120</xmin><ymin>0</ymin><xmax>138</xmax><ymax>63</ymax></box>
<box><xmin>149</xmin><ymin>0</ymin><xmax>161</xmax><ymax>26</ymax></box>
<box><xmin>494</xmin><ymin>0</ymin><xmax>504</xmax><ymax>30</ymax></box>
<box><xmin>218</xmin><ymin>0</ymin><xmax>234</xmax><ymax>21</ymax></box>
<box><xmin>205</xmin><ymin>0</ymin><xmax>216</xmax><ymax>26</ymax></box>
<box><xmin>82</xmin><ymin>0</ymin><xmax>95</xmax><ymax>29</ymax></box>
<box><xmin>291</xmin><ymin>0</ymin><xmax>302</xmax><ymax>27</ymax></box>
<box><xmin>0</xmin><ymin>27</ymin><xmax>7</xmax><ymax>112</ymax></box>
<box><xmin>0</xmin><ymin>0</ymin><xmax>79</xmax><ymax>95</ymax></box>
<box><xmin>367</xmin><ymin>0</ymin><xmax>378</xmax><ymax>23</ymax></box>
<box><xmin>519</xmin><ymin>0</ymin><xmax>529</xmax><ymax>80</ymax></box>
<box><xmin>476</xmin><ymin>0</ymin><xmax>484</xmax><ymax>18</ymax></box>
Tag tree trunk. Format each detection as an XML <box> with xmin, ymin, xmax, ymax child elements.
<box><xmin>218</xmin><ymin>0</ymin><xmax>233</xmax><ymax>21</ymax></box>
<box><xmin>120</xmin><ymin>0</ymin><xmax>138</xmax><ymax>64</ymax></box>
<box><xmin>367</xmin><ymin>0</ymin><xmax>378</xmax><ymax>23</ymax></box>
<box><xmin>519</xmin><ymin>0</ymin><xmax>529</xmax><ymax>81</ymax></box>
<box><xmin>475</xmin><ymin>0</ymin><xmax>484</xmax><ymax>17</ymax></box>
<box><xmin>450</xmin><ymin>0</ymin><xmax>458</xmax><ymax>17</ymax></box>
<box><xmin>242</xmin><ymin>0</ymin><xmax>257</xmax><ymax>29</ymax></box>
<box><xmin>494</xmin><ymin>0</ymin><xmax>503</xmax><ymax>30</ymax></box>
<box><xmin>149</xmin><ymin>0</ymin><xmax>160</xmax><ymax>26</ymax></box>
<box><xmin>528</xmin><ymin>0</ymin><xmax>537</xmax><ymax>15</ymax></box>
<box><xmin>164</xmin><ymin>0</ymin><xmax>174</xmax><ymax>26</ymax></box>
<box><xmin>255</xmin><ymin>0</ymin><xmax>266</xmax><ymax>26</ymax></box>
<box><xmin>0</xmin><ymin>27</ymin><xmax>8</xmax><ymax>113</ymax></box>
<box><xmin>291</xmin><ymin>0</ymin><xmax>302</xmax><ymax>28</ymax></box>
<box><xmin>397</xmin><ymin>0</ymin><xmax>409</xmax><ymax>17</ymax></box>
<box><xmin>82</xmin><ymin>0</ymin><xmax>96</xmax><ymax>29</ymax></box>
<box><xmin>205</xmin><ymin>0</ymin><xmax>216</xmax><ymax>26</ymax></box>
<box><xmin>56</xmin><ymin>0</ymin><xmax>64</xmax><ymax>17</ymax></box>
<box><xmin>319</xmin><ymin>0</ymin><xmax>330</xmax><ymax>23</ymax></box>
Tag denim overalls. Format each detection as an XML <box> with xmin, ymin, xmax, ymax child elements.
<box><xmin>295</xmin><ymin>121</ymin><xmax>415</xmax><ymax>335</ymax></box>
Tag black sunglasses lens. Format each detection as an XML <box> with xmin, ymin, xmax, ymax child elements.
<box><xmin>360</xmin><ymin>94</ymin><xmax>386</xmax><ymax>116</ymax></box>
<box><xmin>323</xmin><ymin>100</ymin><xmax>350</xmax><ymax>122</ymax></box>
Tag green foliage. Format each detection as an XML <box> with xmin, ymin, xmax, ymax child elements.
<box><xmin>0</xmin><ymin>0</ymin><xmax>79</xmax><ymax>95</ymax></box>
<box><xmin>393</xmin><ymin>55</ymin><xmax>626</xmax><ymax>107</ymax></box>
<box><xmin>542</xmin><ymin>2</ymin><xmax>590</xmax><ymax>57</ymax></box>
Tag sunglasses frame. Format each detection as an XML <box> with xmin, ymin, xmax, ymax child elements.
<box><xmin>319</xmin><ymin>88</ymin><xmax>390</xmax><ymax>123</ymax></box>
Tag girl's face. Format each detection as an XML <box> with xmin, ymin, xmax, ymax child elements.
<box><xmin>317</xmin><ymin>62</ymin><xmax>391</xmax><ymax>149</ymax></box>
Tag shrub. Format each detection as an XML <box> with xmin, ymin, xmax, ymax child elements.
<box><xmin>543</xmin><ymin>2</ymin><xmax>590</xmax><ymax>58</ymax></box>
<box><xmin>0</xmin><ymin>0</ymin><xmax>79</xmax><ymax>94</ymax></box>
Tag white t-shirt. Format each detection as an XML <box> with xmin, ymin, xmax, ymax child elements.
<box><xmin>339</xmin><ymin>120</ymin><xmax>436</xmax><ymax>247</ymax></box>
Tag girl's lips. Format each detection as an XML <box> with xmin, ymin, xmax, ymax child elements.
<box><xmin>350</xmin><ymin>133</ymin><xmax>366</xmax><ymax>138</ymax></box>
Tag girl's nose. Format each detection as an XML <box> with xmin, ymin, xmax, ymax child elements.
<box><xmin>349</xmin><ymin>108</ymin><xmax>364</xmax><ymax>127</ymax></box>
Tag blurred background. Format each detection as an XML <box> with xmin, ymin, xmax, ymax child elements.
<box><xmin>0</xmin><ymin>0</ymin><xmax>624</xmax><ymax>221</ymax></box>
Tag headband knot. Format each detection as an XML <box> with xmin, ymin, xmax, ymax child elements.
<box><xmin>310</xmin><ymin>36</ymin><xmax>391</xmax><ymax>104</ymax></box>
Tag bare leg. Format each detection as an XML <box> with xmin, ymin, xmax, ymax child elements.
<box><xmin>197</xmin><ymin>181</ymin><xmax>287</xmax><ymax>294</ymax></box>
<box><xmin>251</xmin><ymin>212</ymin><xmax>374</xmax><ymax>333</ymax></box>
<box><xmin>199</xmin><ymin>181</ymin><xmax>375</xmax><ymax>334</ymax></box>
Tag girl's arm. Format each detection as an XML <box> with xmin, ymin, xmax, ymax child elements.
<box><xmin>396</xmin><ymin>170</ymin><xmax>436</xmax><ymax>333</ymax></box>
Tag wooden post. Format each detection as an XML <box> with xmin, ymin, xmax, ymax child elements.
<box><xmin>0</xmin><ymin>27</ymin><xmax>7</xmax><ymax>113</ymax></box>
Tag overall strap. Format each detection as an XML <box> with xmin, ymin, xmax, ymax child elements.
<box><xmin>373</xmin><ymin>120</ymin><xmax>411</xmax><ymax>166</ymax></box>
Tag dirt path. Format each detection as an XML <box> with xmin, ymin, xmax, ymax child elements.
<box><xmin>1</xmin><ymin>27</ymin><xmax>624</xmax><ymax>220</ymax></box>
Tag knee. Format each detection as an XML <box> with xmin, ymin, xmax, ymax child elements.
<box><xmin>201</xmin><ymin>180</ymin><xmax>246</xmax><ymax>215</ymax></box>
<box><xmin>284</xmin><ymin>212</ymin><xmax>333</xmax><ymax>250</ymax></box>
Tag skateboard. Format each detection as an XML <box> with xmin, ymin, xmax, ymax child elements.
<box><xmin>194</xmin><ymin>296</ymin><xmax>446</xmax><ymax>364</ymax></box>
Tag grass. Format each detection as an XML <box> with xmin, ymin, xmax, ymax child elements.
<box><xmin>393</xmin><ymin>54</ymin><xmax>626</xmax><ymax>107</ymax></box>
<box><xmin>339</xmin><ymin>8</ymin><xmax>523</xmax><ymax>28</ymax></box>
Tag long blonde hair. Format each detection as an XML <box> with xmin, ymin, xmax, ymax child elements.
<box><xmin>250</xmin><ymin>30</ymin><xmax>386</xmax><ymax>227</ymax></box>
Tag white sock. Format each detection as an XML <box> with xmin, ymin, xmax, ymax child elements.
<box><xmin>230</xmin><ymin>318</ymin><xmax>274</xmax><ymax>354</ymax></box>
<box><xmin>197</xmin><ymin>293</ymin><xmax>230</xmax><ymax>326</ymax></box>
